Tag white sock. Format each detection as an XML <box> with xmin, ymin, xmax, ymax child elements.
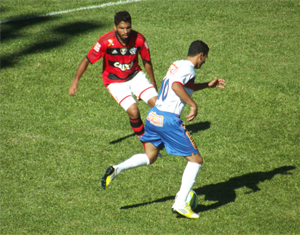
<box><xmin>114</xmin><ymin>153</ymin><xmax>150</xmax><ymax>176</ymax></box>
<box><xmin>174</xmin><ymin>161</ymin><xmax>201</xmax><ymax>207</ymax></box>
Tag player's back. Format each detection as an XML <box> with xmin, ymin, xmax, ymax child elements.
<box><xmin>156</xmin><ymin>60</ymin><xmax>196</xmax><ymax>116</ymax></box>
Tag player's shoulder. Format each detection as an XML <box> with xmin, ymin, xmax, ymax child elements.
<box><xmin>98</xmin><ymin>30</ymin><xmax>116</xmax><ymax>44</ymax></box>
<box><xmin>174</xmin><ymin>60</ymin><xmax>195</xmax><ymax>75</ymax></box>
<box><xmin>180</xmin><ymin>60</ymin><xmax>195</xmax><ymax>71</ymax></box>
<box><xmin>173</xmin><ymin>60</ymin><xmax>193</xmax><ymax>69</ymax></box>
<box><xmin>131</xmin><ymin>30</ymin><xmax>146</xmax><ymax>41</ymax></box>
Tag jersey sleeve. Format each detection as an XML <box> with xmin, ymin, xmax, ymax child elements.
<box><xmin>138</xmin><ymin>36</ymin><xmax>151</xmax><ymax>62</ymax></box>
<box><xmin>176</xmin><ymin>72</ymin><xmax>194</xmax><ymax>85</ymax></box>
<box><xmin>86</xmin><ymin>40</ymin><xmax>106</xmax><ymax>64</ymax></box>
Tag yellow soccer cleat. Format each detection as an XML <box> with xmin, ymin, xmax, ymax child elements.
<box><xmin>172</xmin><ymin>204</ymin><xmax>199</xmax><ymax>219</ymax></box>
<box><xmin>101</xmin><ymin>166</ymin><xmax>116</xmax><ymax>189</ymax></box>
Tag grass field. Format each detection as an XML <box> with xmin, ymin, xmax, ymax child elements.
<box><xmin>1</xmin><ymin>0</ymin><xmax>299</xmax><ymax>234</ymax></box>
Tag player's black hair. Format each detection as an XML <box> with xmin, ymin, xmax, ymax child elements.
<box><xmin>114</xmin><ymin>11</ymin><xmax>131</xmax><ymax>26</ymax></box>
<box><xmin>188</xmin><ymin>40</ymin><xmax>209</xmax><ymax>57</ymax></box>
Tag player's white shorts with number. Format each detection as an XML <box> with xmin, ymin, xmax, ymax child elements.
<box><xmin>107</xmin><ymin>71</ymin><xmax>158</xmax><ymax>111</ymax></box>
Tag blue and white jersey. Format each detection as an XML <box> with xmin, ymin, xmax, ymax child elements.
<box><xmin>141</xmin><ymin>60</ymin><xmax>199</xmax><ymax>156</ymax></box>
<box><xmin>155</xmin><ymin>60</ymin><xmax>196</xmax><ymax>116</ymax></box>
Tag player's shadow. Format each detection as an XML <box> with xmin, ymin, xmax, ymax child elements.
<box><xmin>109</xmin><ymin>121</ymin><xmax>211</xmax><ymax>145</ymax></box>
<box><xmin>194</xmin><ymin>165</ymin><xmax>296</xmax><ymax>213</ymax></box>
<box><xmin>1</xmin><ymin>16</ymin><xmax>53</xmax><ymax>42</ymax></box>
<box><xmin>109</xmin><ymin>133</ymin><xmax>136</xmax><ymax>144</ymax></box>
<box><xmin>186</xmin><ymin>121</ymin><xmax>210</xmax><ymax>134</ymax></box>
<box><xmin>1</xmin><ymin>18</ymin><xmax>104</xmax><ymax>69</ymax></box>
<box><xmin>120</xmin><ymin>165</ymin><xmax>296</xmax><ymax>211</ymax></box>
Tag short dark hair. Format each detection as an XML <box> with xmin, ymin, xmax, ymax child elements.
<box><xmin>114</xmin><ymin>11</ymin><xmax>131</xmax><ymax>26</ymax></box>
<box><xmin>187</xmin><ymin>40</ymin><xmax>209</xmax><ymax>57</ymax></box>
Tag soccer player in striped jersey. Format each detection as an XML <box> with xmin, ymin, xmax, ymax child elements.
<box><xmin>69</xmin><ymin>11</ymin><xmax>158</xmax><ymax>144</ymax></box>
<box><xmin>101</xmin><ymin>40</ymin><xmax>226</xmax><ymax>219</ymax></box>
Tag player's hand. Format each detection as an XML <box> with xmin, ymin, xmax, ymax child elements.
<box><xmin>69</xmin><ymin>81</ymin><xmax>78</xmax><ymax>96</ymax></box>
<box><xmin>208</xmin><ymin>77</ymin><xmax>226</xmax><ymax>89</ymax></box>
<box><xmin>186</xmin><ymin>105</ymin><xmax>198</xmax><ymax>122</ymax></box>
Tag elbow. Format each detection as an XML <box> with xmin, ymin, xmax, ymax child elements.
<box><xmin>143</xmin><ymin>60</ymin><xmax>152</xmax><ymax>66</ymax></box>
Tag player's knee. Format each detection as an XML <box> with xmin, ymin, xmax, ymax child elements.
<box><xmin>149</xmin><ymin>156</ymin><xmax>157</xmax><ymax>164</ymax></box>
<box><xmin>127</xmin><ymin>105</ymin><xmax>140</xmax><ymax>119</ymax></box>
<box><xmin>193</xmin><ymin>154</ymin><xmax>203</xmax><ymax>165</ymax></box>
<box><xmin>186</xmin><ymin>153</ymin><xmax>203</xmax><ymax>165</ymax></box>
<box><xmin>197</xmin><ymin>155</ymin><xmax>203</xmax><ymax>165</ymax></box>
<box><xmin>146</xmin><ymin>153</ymin><xmax>158</xmax><ymax>164</ymax></box>
<box><xmin>147</xmin><ymin>96</ymin><xmax>158</xmax><ymax>108</ymax></box>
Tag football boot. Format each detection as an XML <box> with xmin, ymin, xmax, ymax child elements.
<box><xmin>172</xmin><ymin>204</ymin><xmax>199</xmax><ymax>219</ymax></box>
<box><xmin>101</xmin><ymin>166</ymin><xmax>116</xmax><ymax>189</ymax></box>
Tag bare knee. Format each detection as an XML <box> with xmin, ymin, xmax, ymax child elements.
<box><xmin>148</xmin><ymin>155</ymin><xmax>158</xmax><ymax>164</ymax></box>
<box><xmin>196</xmin><ymin>155</ymin><xmax>203</xmax><ymax>165</ymax></box>
<box><xmin>147</xmin><ymin>96</ymin><xmax>158</xmax><ymax>108</ymax></box>
<box><xmin>144</xmin><ymin>142</ymin><xmax>160</xmax><ymax>164</ymax></box>
<box><xmin>185</xmin><ymin>153</ymin><xmax>203</xmax><ymax>165</ymax></box>
<box><xmin>126</xmin><ymin>104</ymin><xmax>140</xmax><ymax>119</ymax></box>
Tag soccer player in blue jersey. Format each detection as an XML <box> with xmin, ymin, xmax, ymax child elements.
<box><xmin>101</xmin><ymin>40</ymin><xmax>226</xmax><ymax>219</ymax></box>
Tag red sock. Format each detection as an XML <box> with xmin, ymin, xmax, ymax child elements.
<box><xmin>129</xmin><ymin>117</ymin><xmax>145</xmax><ymax>139</ymax></box>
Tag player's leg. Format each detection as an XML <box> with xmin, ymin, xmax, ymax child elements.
<box><xmin>101</xmin><ymin>142</ymin><xmax>160</xmax><ymax>189</ymax></box>
<box><xmin>156</xmin><ymin>116</ymin><xmax>201</xmax><ymax>218</ymax></box>
<box><xmin>172</xmin><ymin>154</ymin><xmax>202</xmax><ymax>219</ymax></box>
<box><xmin>127</xmin><ymin>72</ymin><xmax>158</xmax><ymax>140</ymax></box>
<box><xmin>130</xmin><ymin>71</ymin><xmax>158</xmax><ymax>108</ymax></box>
<box><xmin>106</xmin><ymin>82</ymin><xmax>145</xmax><ymax>141</ymax></box>
<box><xmin>126</xmin><ymin>103</ymin><xmax>145</xmax><ymax>140</ymax></box>
<box><xmin>172</xmin><ymin>153</ymin><xmax>202</xmax><ymax>219</ymax></box>
<box><xmin>185</xmin><ymin>152</ymin><xmax>203</xmax><ymax>164</ymax></box>
<box><xmin>113</xmin><ymin>142</ymin><xmax>159</xmax><ymax>174</ymax></box>
<box><xmin>112</xmin><ymin>143</ymin><xmax>159</xmax><ymax>175</ymax></box>
<box><xmin>101</xmin><ymin>153</ymin><xmax>149</xmax><ymax>189</ymax></box>
<box><xmin>147</xmin><ymin>96</ymin><xmax>158</xmax><ymax>108</ymax></box>
<box><xmin>144</xmin><ymin>142</ymin><xmax>160</xmax><ymax>164</ymax></box>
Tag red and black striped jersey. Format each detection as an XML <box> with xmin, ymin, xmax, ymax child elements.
<box><xmin>86</xmin><ymin>30</ymin><xmax>151</xmax><ymax>86</ymax></box>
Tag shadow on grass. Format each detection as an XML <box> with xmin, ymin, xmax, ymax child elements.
<box><xmin>1</xmin><ymin>16</ymin><xmax>104</xmax><ymax>69</ymax></box>
<box><xmin>120</xmin><ymin>165</ymin><xmax>296</xmax><ymax>211</ymax></box>
<box><xmin>109</xmin><ymin>121</ymin><xmax>211</xmax><ymax>144</ymax></box>
<box><xmin>1</xmin><ymin>16</ymin><xmax>53</xmax><ymax>42</ymax></box>
<box><xmin>186</xmin><ymin>121</ymin><xmax>210</xmax><ymax>134</ymax></box>
<box><xmin>109</xmin><ymin>133</ymin><xmax>136</xmax><ymax>144</ymax></box>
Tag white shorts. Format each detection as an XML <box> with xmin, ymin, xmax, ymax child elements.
<box><xmin>107</xmin><ymin>71</ymin><xmax>158</xmax><ymax>111</ymax></box>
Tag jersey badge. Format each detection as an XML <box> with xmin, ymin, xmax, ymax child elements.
<box><xmin>129</xmin><ymin>47</ymin><xmax>138</xmax><ymax>55</ymax></box>
<box><xmin>144</xmin><ymin>40</ymin><xmax>149</xmax><ymax>49</ymax></box>
<box><xmin>120</xmin><ymin>48</ymin><xmax>128</xmax><ymax>55</ymax></box>
<box><xmin>108</xmin><ymin>39</ymin><xmax>114</xmax><ymax>47</ymax></box>
<box><xmin>169</xmin><ymin>63</ymin><xmax>179</xmax><ymax>75</ymax></box>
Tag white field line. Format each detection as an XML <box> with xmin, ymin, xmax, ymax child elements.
<box><xmin>0</xmin><ymin>0</ymin><xmax>142</xmax><ymax>24</ymax></box>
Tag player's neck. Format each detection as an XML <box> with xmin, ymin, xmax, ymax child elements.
<box><xmin>186</xmin><ymin>56</ymin><xmax>197</xmax><ymax>67</ymax></box>
<box><xmin>119</xmin><ymin>38</ymin><xmax>129</xmax><ymax>46</ymax></box>
<box><xmin>116</xmin><ymin>33</ymin><xmax>130</xmax><ymax>46</ymax></box>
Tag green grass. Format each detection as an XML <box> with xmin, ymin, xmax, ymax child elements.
<box><xmin>1</xmin><ymin>0</ymin><xmax>300</xmax><ymax>234</ymax></box>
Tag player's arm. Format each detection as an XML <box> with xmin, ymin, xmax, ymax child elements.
<box><xmin>172</xmin><ymin>83</ymin><xmax>198</xmax><ymax>122</ymax></box>
<box><xmin>69</xmin><ymin>57</ymin><xmax>90</xmax><ymax>96</ymax></box>
<box><xmin>194</xmin><ymin>77</ymin><xmax>226</xmax><ymax>91</ymax></box>
<box><xmin>142</xmin><ymin>60</ymin><xmax>158</xmax><ymax>91</ymax></box>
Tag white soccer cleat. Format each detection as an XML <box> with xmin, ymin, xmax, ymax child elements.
<box><xmin>172</xmin><ymin>203</ymin><xmax>199</xmax><ymax>219</ymax></box>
